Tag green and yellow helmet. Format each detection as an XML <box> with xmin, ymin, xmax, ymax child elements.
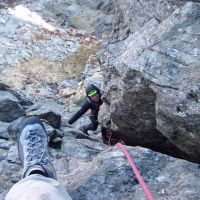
<box><xmin>85</xmin><ymin>84</ymin><xmax>99</xmax><ymax>97</ymax></box>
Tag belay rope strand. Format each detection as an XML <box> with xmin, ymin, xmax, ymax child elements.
<box><xmin>107</xmin><ymin>131</ymin><xmax>154</xmax><ymax>200</ymax></box>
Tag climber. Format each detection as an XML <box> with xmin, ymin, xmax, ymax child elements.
<box><xmin>68</xmin><ymin>83</ymin><xmax>103</xmax><ymax>135</ymax></box>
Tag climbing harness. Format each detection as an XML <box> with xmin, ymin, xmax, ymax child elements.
<box><xmin>107</xmin><ymin>130</ymin><xmax>154</xmax><ymax>200</ymax></box>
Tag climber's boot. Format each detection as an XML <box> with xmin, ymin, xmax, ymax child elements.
<box><xmin>18</xmin><ymin>116</ymin><xmax>56</xmax><ymax>179</ymax></box>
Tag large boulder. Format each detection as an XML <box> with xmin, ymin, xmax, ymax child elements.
<box><xmin>67</xmin><ymin>146</ymin><xmax>200</xmax><ymax>200</ymax></box>
<box><xmin>26</xmin><ymin>108</ymin><xmax>61</xmax><ymax>128</ymax></box>
<box><xmin>99</xmin><ymin>2</ymin><xmax>200</xmax><ymax>162</ymax></box>
<box><xmin>0</xmin><ymin>91</ymin><xmax>25</xmax><ymax>123</ymax></box>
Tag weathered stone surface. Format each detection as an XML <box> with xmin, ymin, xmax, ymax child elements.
<box><xmin>60</xmin><ymin>126</ymin><xmax>90</xmax><ymax>139</ymax></box>
<box><xmin>10</xmin><ymin>90</ymin><xmax>33</xmax><ymax>110</ymax></box>
<box><xmin>0</xmin><ymin>0</ymin><xmax>200</xmax><ymax>200</ymax></box>
<box><xmin>7</xmin><ymin>145</ymin><xmax>20</xmax><ymax>164</ymax></box>
<box><xmin>61</xmin><ymin>136</ymin><xmax>103</xmax><ymax>159</ymax></box>
<box><xmin>43</xmin><ymin>122</ymin><xmax>57</xmax><ymax>137</ymax></box>
<box><xmin>8</xmin><ymin>117</ymin><xmax>23</xmax><ymax>140</ymax></box>
<box><xmin>0</xmin><ymin>139</ymin><xmax>12</xmax><ymax>150</ymax></box>
<box><xmin>0</xmin><ymin>91</ymin><xmax>25</xmax><ymax>122</ymax></box>
<box><xmin>27</xmin><ymin>109</ymin><xmax>61</xmax><ymax>128</ymax></box>
<box><xmin>94</xmin><ymin>0</ymin><xmax>185</xmax><ymax>40</ymax></box>
<box><xmin>0</xmin><ymin>121</ymin><xmax>10</xmax><ymax>139</ymax></box>
<box><xmin>67</xmin><ymin>146</ymin><xmax>200</xmax><ymax>200</ymax></box>
<box><xmin>0</xmin><ymin>149</ymin><xmax>7</xmax><ymax>161</ymax></box>
<box><xmin>99</xmin><ymin>2</ymin><xmax>200</xmax><ymax>162</ymax></box>
<box><xmin>0</xmin><ymin>81</ymin><xmax>9</xmax><ymax>90</ymax></box>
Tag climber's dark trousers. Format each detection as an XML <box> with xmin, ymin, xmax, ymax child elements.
<box><xmin>83</xmin><ymin>115</ymin><xmax>98</xmax><ymax>133</ymax></box>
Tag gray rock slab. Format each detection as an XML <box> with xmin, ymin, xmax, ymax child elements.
<box><xmin>68</xmin><ymin>146</ymin><xmax>200</xmax><ymax>200</ymax></box>
<box><xmin>7</xmin><ymin>145</ymin><xmax>20</xmax><ymax>164</ymax></box>
<box><xmin>0</xmin><ymin>91</ymin><xmax>25</xmax><ymax>122</ymax></box>
<box><xmin>27</xmin><ymin>109</ymin><xmax>61</xmax><ymax>129</ymax></box>
<box><xmin>99</xmin><ymin>2</ymin><xmax>200</xmax><ymax>163</ymax></box>
<box><xmin>0</xmin><ymin>121</ymin><xmax>10</xmax><ymax>139</ymax></box>
<box><xmin>61</xmin><ymin>136</ymin><xmax>102</xmax><ymax>160</ymax></box>
<box><xmin>0</xmin><ymin>149</ymin><xmax>7</xmax><ymax>161</ymax></box>
<box><xmin>0</xmin><ymin>139</ymin><xmax>12</xmax><ymax>150</ymax></box>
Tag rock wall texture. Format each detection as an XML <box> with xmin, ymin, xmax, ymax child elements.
<box><xmin>99</xmin><ymin>2</ymin><xmax>200</xmax><ymax>163</ymax></box>
<box><xmin>94</xmin><ymin>0</ymin><xmax>187</xmax><ymax>40</ymax></box>
<box><xmin>1</xmin><ymin>81</ymin><xmax>200</xmax><ymax>200</ymax></box>
<box><xmin>0</xmin><ymin>0</ymin><xmax>200</xmax><ymax>199</ymax></box>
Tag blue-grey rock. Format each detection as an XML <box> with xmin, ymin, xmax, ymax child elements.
<box><xmin>7</xmin><ymin>145</ymin><xmax>20</xmax><ymax>164</ymax></box>
<box><xmin>0</xmin><ymin>91</ymin><xmax>25</xmax><ymax>123</ymax></box>
<box><xmin>0</xmin><ymin>139</ymin><xmax>12</xmax><ymax>150</ymax></box>
<box><xmin>0</xmin><ymin>121</ymin><xmax>10</xmax><ymax>139</ymax></box>
<box><xmin>0</xmin><ymin>149</ymin><xmax>7</xmax><ymax>161</ymax></box>
<box><xmin>99</xmin><ymin>2</ymin><xmax>200</xmax><ymax>163</ymax></box>
<box><xmin>27</xmin><ymin>108</ymin><xmax>61</xmax><ymax>128</ymax></box>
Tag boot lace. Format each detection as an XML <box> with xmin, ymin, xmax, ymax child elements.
<box><xmin>26</xmin><ymin>129</ymin><xmax>48</xmax><ymax>167</ymax></box>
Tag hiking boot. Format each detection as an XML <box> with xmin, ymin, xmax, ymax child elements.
<box><xmin>18</xmin><ymin>116</ymin><xmax>56</xmax><ymax>179</ymax></box>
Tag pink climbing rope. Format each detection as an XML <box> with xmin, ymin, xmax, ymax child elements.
<box><xmin>116</xmin><ymin>143</ymin><xmax>154</xmax><ymax>200</ymax></box>
<box><xmin>106</xmin><ymin>130</ymin><xmax>154</xmax><ymax>199</ymax></box>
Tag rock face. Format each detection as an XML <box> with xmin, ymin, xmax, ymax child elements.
<box><xmin>94</xmin><ymin>0</ymin><xmax>186</xmax><ymax>40</ymax></box>
<box><xmin>2</xmin><ymin>119</ymin><xmax>200</xmax><ymax>200</ymax></box>
<box><xmin>0</xmin><ymin>0</ymin><xmax>200</xmax><ymax>199</ymax></box>
<box><xmin>67</xmin><ymin>146</ymin><xmax>200</xmax><ymax>200</ymax></box>
<box><xmin>0</xmin><ymin>90</ymin><xmax>25</xmax><ymax>122</ymax></box>
<box><xmin>99</xmin><ymin>2</ymin><xmax>200</xmax><ymax>163</ymax></box>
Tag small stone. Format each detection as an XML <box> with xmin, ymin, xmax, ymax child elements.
<box><xmin>15</xmin><ymin>28</ymin><xmax>27</xmax><ymax>34</ymax></box>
